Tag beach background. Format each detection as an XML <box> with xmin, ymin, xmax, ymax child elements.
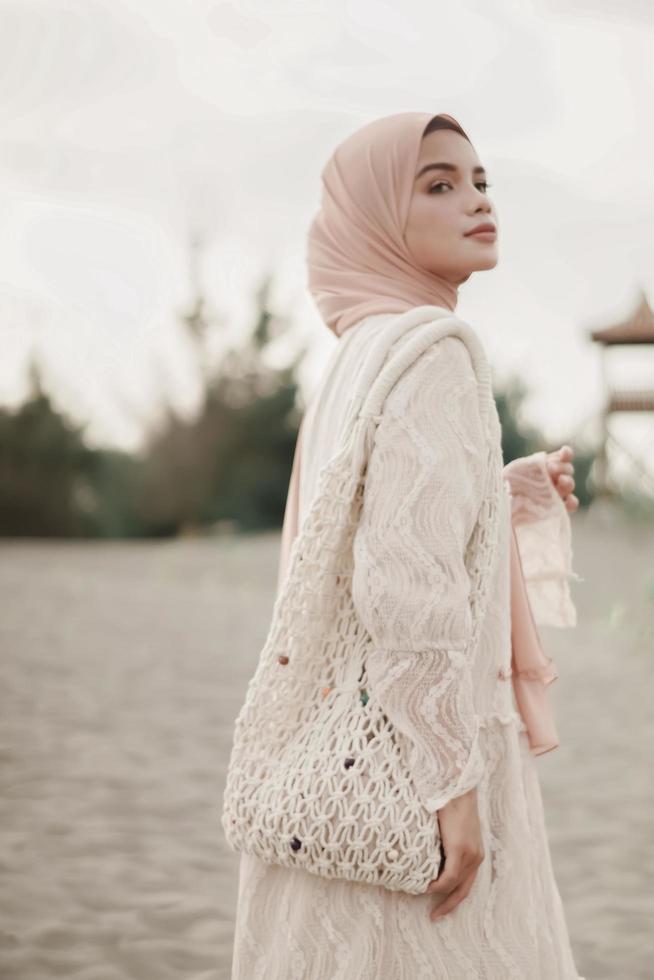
<box><xmin>1</xmin><ymin>502</ymin><xmax>653</xmax><ymax>980</ymax></box>
<box><xmin>1</xmin><ymin>2</ymin><xmax>653</xmax><ymax>978</ymax></box>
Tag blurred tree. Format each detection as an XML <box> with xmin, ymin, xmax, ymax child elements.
<box><xmin>136</xmin><ymin>271</ymin><xmax>305</xmax><ymax>535</ymax></box>
<box><xmin>0</xmin><ymin>357</ymin><xmax>98</xmax><ymax>536</ymax></box>
<box><xmin>84</xmin><ymin>448</ymin><xmax>147</xmax><ymax>538</ymax></box>
<box><xmin>202</xmin><ymin>362</ymin><xmax>301</xmax><ymax>532</ymax></box>
<box><xmin>494</xmin><ymin>376</ymin><xmax>540</xmax><ymax>463</ymax></box>
<box><xmin>0</xmin><ymin>280</ymin><xmax>597</xmax><ymax>538</ymax></box>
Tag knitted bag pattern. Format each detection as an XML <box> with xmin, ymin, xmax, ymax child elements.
<box><xmin>221</xmin><ymin>313</ymin><xmax>504</xmax><ymax>896</ymax></box>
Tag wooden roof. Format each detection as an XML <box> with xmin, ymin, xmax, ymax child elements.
<box><xmin>590</xmin><ymin>289</ymin><xmax>654</xmax><ymax>345</ymax></box>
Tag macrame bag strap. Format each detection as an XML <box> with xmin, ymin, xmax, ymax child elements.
<box><xmin>273</xmin><ymin>307</ymin><xmax>495</xmax><ymax>613</ymax></box>
<box><xmin>346</xmin><ymin>307</ymin><xmax>493</xmax><ymax>480</ymax></box>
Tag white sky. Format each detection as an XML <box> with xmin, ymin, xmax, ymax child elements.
<box><xmin>1</xmin><ymin>0</ymin><xmax>653</xmax><ymax>479</ymax></box>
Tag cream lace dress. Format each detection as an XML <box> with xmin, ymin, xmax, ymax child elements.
<box><xmin>230</xmin><ymin>313</ymin><xmax>584</xmax><ymax>980</ymax></box>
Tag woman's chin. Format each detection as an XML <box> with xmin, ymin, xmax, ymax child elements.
<box><xmin>465</xmin><ymin>249</ymin><xmax>499</xmax><ymax>273</ymax></box>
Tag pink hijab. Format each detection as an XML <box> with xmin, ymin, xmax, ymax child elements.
<box><xmin>306</xmin><ymin>111</ymin><xmax>461</xmax><ymax>337</ymax></box>
<box><xmin>279</xmin><ymin>111</ymin><xmax>559</xmax><ymax>757</ymax></box>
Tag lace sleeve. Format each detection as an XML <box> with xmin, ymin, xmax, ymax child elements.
<box><xmin>351</xmin><ymin>336</ymin><xmax>487</xmax><ymax>814</ymax></box>
<box><xmin>502</xmin><ymin>451</ymin><xmax>581</xmax><ymax>628</ymax></box>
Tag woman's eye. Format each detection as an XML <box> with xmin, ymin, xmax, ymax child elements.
<box><xmin>428</xmin><ymin>181</ymin><xmax>492</xmax><ymax>193</ymax></box>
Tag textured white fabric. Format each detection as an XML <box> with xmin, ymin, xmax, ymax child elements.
<box><xmin>350</xmin><ymin>334</ymin><xmax>490</xmax><ymax>814</ymax></box>
<box><xmin>503</xmin><ymin>450</ymin><xmax>582</xmax><ymax>628</ymax></box>
<box><xmin>222</xmin><ymin>312</ymin><xmax>503</xmax><ymax>894</ymax></box>
<box><xmin>230</xmin><ymin>313</ymin><xmax>584</xmax><ymax>979</ymax></box>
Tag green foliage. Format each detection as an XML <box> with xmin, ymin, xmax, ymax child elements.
<box><xmin>494</xmin><ymin>376</ymin><xmax>541</xmax><ymax>464</ymax></box>
<box><xmin>0</xmin><ymin>359</ymin><xmax>98</xmax><ymax>536</ymax></box>
<box><xmin>84</xmin><ymin>448</ymin><xmax>148</xmax><ymax>538</ymax></box>
<box><xmin>135</xmin><ymin>274</ymin><xmax>304</xmax><ymax>536</ymax></box>
<box><xmin>0</xmin><ymin>358</ymin><xmax>148</xmax><ymax>537</ymax></box>
<box><xmin>201</xmin><ymin>373</ymin><xmax>301</xmax><ymax>531</ymax></box>
<box><xmin>2</xmin><ymin>279</ymin><xmax>602</xmax><ymax>536</ymax></box>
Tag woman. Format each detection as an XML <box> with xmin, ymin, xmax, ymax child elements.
<box><xmin>230</xmin><ymin>111</ymin><xmax>584</xmax><ymax>979</ymax></box>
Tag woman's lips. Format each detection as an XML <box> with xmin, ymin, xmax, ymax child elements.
<box><xmin>466</xmin><ymin>229</ymin><xmax>497</xmax><ymax>240</ymax></box>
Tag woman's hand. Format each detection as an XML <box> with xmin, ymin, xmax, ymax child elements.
<box><xmin>423</xmin><ymin>786</ymin><xmax>485</xmax><ymax>922</ymax></box>
<box><xmin>545</xmin><ymin>444</ymin><xmax>579</xmax><ymax>514</ymax></box>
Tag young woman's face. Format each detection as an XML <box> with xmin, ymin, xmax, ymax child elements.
<box><xmin>404</xmin><ymin>129</ymin><xmax>498</xmax><ymax>284</ymax></box>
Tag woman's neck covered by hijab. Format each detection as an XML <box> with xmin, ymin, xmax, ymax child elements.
<box><xmin>306</xmin><ymin>111</ymin><xmax>467</xmax><ymax>338</ymax></box>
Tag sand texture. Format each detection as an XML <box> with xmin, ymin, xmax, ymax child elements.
<box><xmin>1</xmin><ymin>503</ymin><xmax>653</xmax><ymax>979</ymax></box>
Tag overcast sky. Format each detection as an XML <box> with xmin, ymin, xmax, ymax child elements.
<box><xmin>1</xmin><ymin>0</ymin><xmax>653</xmax><ymax>480</ymax></box>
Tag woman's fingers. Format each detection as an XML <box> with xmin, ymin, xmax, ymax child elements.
<box><xmin>547</xmin><ymin>445</ymin><xmax>573</xmax><ymax>466</ymax></box>
<box><xmin>549</xmin><ymin>467</ymin><xmax>575</xmax><ymax>497</ymax></box>
<box><xmin>554</xmin><ymin>444</ymin><xmax>574</xmax><ymax>464</ymax></box>
<box><xmin>429</xmin><ymin>865</ymin><xmax>478</xmax><ymax>921</ymax></box>
<box><xmin>546</xmin><ymin>446</ymin><xmax>579</xmax><ymax>507</ymax></box>
<box><xmin>423</xmin><ymin>842</ymin><xmax>484</xmax><ymax>925</ymax></box>
<box><xmin>423</xmin><ymin>853</ymin><xmax>463</xmax><ymax>896</ymax></box>
<box><xmin>558</xmin><ymin>479</ymin><xmax>579</xmax><ymax>512</ymax></box>
<box><xmin>564</xmin><ymin>492</ymin><xmax>579</xmax><ymax>513</ymax></box>
<box><xmin>424</xmin><ymin>842</ymin><xmax>483</xmax><ymax>895</ymax></box>
<box><xmin>557</xmin><ymin>474</ymin><xmax>575</xmax><ymax>493</ymax></box>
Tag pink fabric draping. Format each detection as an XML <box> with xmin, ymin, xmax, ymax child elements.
<box><xmin>306</xmin><ymin>112</ymin><xmax>464</xmax><ymax>338</ymax></box>
<box><xmin>276</xmin><ymin>410</ymin><xmax>561</xmax><ymax>760</ymax></box>
<box><xmin>507</xmin><ymin>515</ymin><xmax>560</xmax><ymax>755</ymax></box>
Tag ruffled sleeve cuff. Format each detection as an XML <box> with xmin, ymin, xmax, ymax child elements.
<box><xmin>503</xmin><ymin>450</ymin><xmax>583</xmax><ymax>628</ymax></box>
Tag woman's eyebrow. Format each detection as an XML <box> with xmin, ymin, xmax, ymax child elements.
<box><xmin>415</xmin><ymin>162</ymin><xmax>487</xmax><ymax>180</ymax></box>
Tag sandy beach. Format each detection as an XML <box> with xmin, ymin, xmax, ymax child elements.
<box><xmin>1</xmin><ymin>503</ymin><xmax>653</xmax><ymax>979</ymax></box>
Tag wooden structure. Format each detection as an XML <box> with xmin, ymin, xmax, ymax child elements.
<box><xmin>589</xmin><ymin>288</ymin><xmax>654</xmax><ymax>497</ymax></box>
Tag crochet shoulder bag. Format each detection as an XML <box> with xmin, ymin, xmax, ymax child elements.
<box><xmin>221</xmin><ymin>310</ymin><xmax>503</xmax><ymax>896</ymax></box>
